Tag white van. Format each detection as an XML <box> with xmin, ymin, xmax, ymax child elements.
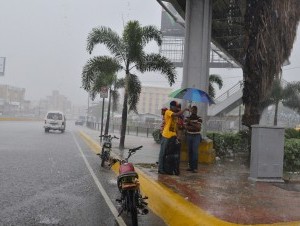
<box><xmin>44</xmin><ymin>111</ymin><xmax>66</xmax><ymax>133</ymax></box>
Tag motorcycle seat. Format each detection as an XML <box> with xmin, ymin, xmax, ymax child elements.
<box><xmin>117</xmin><ymin>171</ymin><xmax>138</xmax><ymax>180</ymax></box>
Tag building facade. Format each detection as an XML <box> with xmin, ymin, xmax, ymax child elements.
<box><xmin>37</xmin><ymin>90</ymin><xmax>72</xmax><ymax>117</ymax></box>
<box><xmin>137</xmin><ymin>86</ymin><xmax>172</xmax><ymax>115</ymax></box>
<box><xmin>0</xmin><ymin>85</ymin><xmax>26</xmax><ymax>115</ymax></box>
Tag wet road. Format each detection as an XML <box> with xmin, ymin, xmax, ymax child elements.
<box><xmin>0</xmin><ymin>121</ymin><xmax>165</xmax><ymax>226</ymax></box>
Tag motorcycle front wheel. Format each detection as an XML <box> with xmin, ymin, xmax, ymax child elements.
<box><xmin>100</xmin><ymin>148</ymin><xmax>107</xmax><ymax>167</ymax></box>
<box><xmin>128</xmin><ymin>190</ymin><xmax>138</xmax><ymax>226</ymax></box>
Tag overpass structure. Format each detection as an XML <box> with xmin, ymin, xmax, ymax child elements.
<box><xmin>207</xmin><ymin>79</ymin><xmax>290</xmax><ymax>117</ymax></box>
<box><xmin>158</xmin><ymin>0</ymin><xmax>245</xmax><ymax>68</ymax></box>
<box><xmin>157</xmin><ymin>0</ymin><xmax>246</xmax><ymax>67</ymax></box>
<box><xmin>156</xmin><ymin>0</ymin><xmax>246</xmax><ymax>124</ymax></box>
<box><xmin>208</xmin><ymin>81</ymin><xmax>243</xmax><ymax>116</ymax></box>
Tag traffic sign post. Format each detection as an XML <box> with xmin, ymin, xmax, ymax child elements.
<box><xmin>100</xmin><ymin>86</ymin><xmax>108</xmax><ymax>98</ymax></box>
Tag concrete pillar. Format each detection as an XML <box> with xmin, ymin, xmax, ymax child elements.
<box><xmin>182</xmin><ymin>0</ymin><xmax>212</xmax><ymax>133</ymax></box>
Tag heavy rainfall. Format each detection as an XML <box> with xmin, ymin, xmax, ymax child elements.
<box><xmin>1</xmin><ymin>1</ymin><xmax>300</xmax><ymax>226</ymax></box>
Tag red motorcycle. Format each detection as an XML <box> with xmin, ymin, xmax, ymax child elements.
<box><xmin>115</xmin><ymin>145</ymin><xmax>148</xmax><ymax>226</ymax></box>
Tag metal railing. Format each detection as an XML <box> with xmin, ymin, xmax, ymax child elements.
<box><xmin>214</xmin><ymin>80</ymin><xmax>243</xmax><ymax>103</ymax></box>
<box><xmin>86</xmin><ymin>122</ymin><xmax>156</xmax><ymax>138</ymax></box>
<box><xmin>214</xmin><ymin>78</ymin><xmax>288</xmax><ymax>104</ymax></box>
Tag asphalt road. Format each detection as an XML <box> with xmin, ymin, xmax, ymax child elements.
<box><xmin>0</xmin><ymin>121</ymin><xmax>165</xmax><ymax>226</ymax></box>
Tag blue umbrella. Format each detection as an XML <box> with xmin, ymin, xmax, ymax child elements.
<box><xmin>169</xmin><ymin>88</ymin><xmax>215</xmax><ymax>105</ymax></box>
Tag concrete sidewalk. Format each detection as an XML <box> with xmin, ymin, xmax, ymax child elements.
<box><xmin>79</xmin><ymin>126</ymin><xmax>300</xmax><ymax>226</ymax></box>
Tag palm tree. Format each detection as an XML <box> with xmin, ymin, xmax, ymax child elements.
<box><xmin>242</xmin><ymin>0</ymin><xmax>300</xmax><ymax>127</ymax></box>
<box><xmin>86</xmin><ymin>20</ymin><xmax>176</xmax><ymax>149</ymax></box>
<box><xmin>82</xmin><ymin>56</ymin><xmax>122</xmax><ymax>135</ymax></box>
<box><xmin>208</xmin><ymin>74</ymin><xmax>223</xmax><ymax>99</ymax></box>
<box><xmin>260</xmin><ymin>79</ymin><xmax>300</xmax><ymax>125</ymax></box>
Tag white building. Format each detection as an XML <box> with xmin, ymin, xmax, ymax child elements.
<box><xmin>137</xmin><ymin>86</ymin><xmax>173</xmax><ymax>115</ymax></box>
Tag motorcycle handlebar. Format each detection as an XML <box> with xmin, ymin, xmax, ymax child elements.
<box><xmin>129</xmin><ymin>145</ymin><xmax>143</xmax><ymax>153</ymax></box>
<box><xmin>99</xmin><ymin>134</ymin><xmax>110</xmax><ymax>138</ymax></box>
<box><xmin>99</xmin><ymin>134</ymin><xmax>119</xmax><ymax>139</ymax></box>
<box><xmin>110</xmin><ymin>145</ymin><xmax>143</xmax><ymax>166</ymax></box>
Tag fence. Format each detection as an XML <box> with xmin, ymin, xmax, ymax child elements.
<box><xmin>87</xmin><ymin>113</ymin><xmax>300</xmax><ymax>138</ymax></box>
<box><xmin>86</xmin><ymin>122</ymin><xmax>156</xmax><ymax>138</ymax></box>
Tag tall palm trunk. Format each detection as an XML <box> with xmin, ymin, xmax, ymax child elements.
<box><xmin>119</xmin><ymin>91</ymin><xmax>128</xmax><ymax>149</ymax></box>
<box><xmin>119</xmin><ymin>70</ymin><xmax>129</xmax><ymax>150</ymax></box>
<box><xmin>104</xmin><ymin>88</ymin><xmax>112</xmax><ymax>135</ymax></box>
<box><xmin>273</xmin><ymin>101</ymin><xmax>279</xmax><ymax>126</ymax></box>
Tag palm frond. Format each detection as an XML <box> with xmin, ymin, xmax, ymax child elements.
<box><xmin>282</xmin><ymin>81</ymin><xmax>300</xmax><ymax>113</ymax></box>
<box><xmin>260</xmin><ymin>79</ymin><xmax>300</xmax><ymax>112</ymax></box>
<box><xmin>136</xmin><ymin>53</ymin><xmax>176</xmax><ymax>86</ymax></box>
<box><xmin>141</xmin><ymin>25</ymin><xmax>162</xmax><ymax>46</ymax></box>
<box><xmin>273</xmin><ymin>79</ymin><xmax>284</xmax><ymax>100</ymax></box>
<box><xmin>122</xmin><ymin>21</ymin><xmax>144</xmax><ymax>63</ymax></box>
<box><xmin>127</xmin><ymin>73</ymin><xmax>141</xmax><ymax>113</ymax></box>
<box><xmin>83</xmin><ymin>56</ymin><xmax>122</xmax><ymax>75</ymax></box>
<box><xmin>114</xmin><ymin>78</ymin><xmax>125</xmax><ymax>89</ymax></box>
<box><xmin>209</xmin><ymin>74</ymin><xmax>223</xmax><ymax>89</ymax></box>
<box><xmin>94</xmin><ymin>72</ymin><xmax>115</xmax><ymax>89</ymax></box>
<box><xmin>283</xmin><ymin>81</ymin><xmax>300</xmax><ymax>98</ymax></box>
<box><xmin>82</xmin><ymin>56</ymin><xmax>121</xmax><ymax>92</ymax></box>
<box><xmin>208</xmin><ymin>74</ymin><xmax>223</xmax><ymax>98</ymax></box>
<box><xmin>89</xmin><ymin>86</ymin><xmax>98</xmax><ymax>100</ymax></box>
<box><xmin>259</xmin><ymin>79</ymin><xmax>282</xmax><ymax>110</ymax></box>
<box><xmin>86</xmin><ymin>27</ymin><xmax>125</xmax><ymax>62</ymax></box>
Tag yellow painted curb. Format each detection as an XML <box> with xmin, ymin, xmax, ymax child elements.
<box><xmin>136</xmin><ymin>168</ymin><xmax>233</xmax><ymax>226</ymax></box>
<box><xmin>0</xmin><ymin>117</ymin><xmax>41</xmax><ymax>121</ymax></box>
<box><xmin>79</xmin><ymin>131</ymin><xmax>101</xmax><ymax>155</ymax></box>
<box><xmin>79</xmin><ymin>130</ymin><xmax>300</xmax><ymax>226</ymax></box>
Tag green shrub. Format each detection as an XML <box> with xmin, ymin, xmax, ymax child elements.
<box><xmin>207</xmin><ymin>130</ymin><xmax>250</xmax><ymax>157</ymax></box>
<box><xmin>209</xmin><ymin>130</ymin><xmax>300</xmax><ymax>172</ymax></box>
<box><xmin>285</xmin><ymin>128</ymin><xmax>300</xmax><ymax>139</ymax></box>
<box><xmin>152</xmin><ymin>129</ymin><xmax>161</xmax><ymax>144</ymax></box>
<box><xmin>284</xmin><ymin>139</ymin><xmax>300</xmax><ymax>172</ymax></box>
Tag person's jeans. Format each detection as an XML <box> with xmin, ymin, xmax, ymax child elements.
<box><xmin>187</xmin><ymin>134</ymin><xmax>202</xmax><ymax>170</ymax></box>
<box><xmin>158</xmin><ymin>136</ymin><xmax>168</xmax><ymax>172</ymax></box>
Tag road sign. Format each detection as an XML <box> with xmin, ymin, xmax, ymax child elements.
<box><xmin>100</xmin><ymin>86</ymin><xmax>108</xmax><ymax>98</ymax></box>
<box><xmin>0</xmin><ymin>57</ymin><xmax>5</xmax><ymax>76</ymax></box>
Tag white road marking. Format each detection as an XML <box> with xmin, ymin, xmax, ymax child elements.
<box><xmin>72</xmin><ymin>132</ymin><xmax>127</xmax><ymax>226</ymax></box>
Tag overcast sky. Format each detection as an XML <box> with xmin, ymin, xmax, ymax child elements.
<box><xmin>0</xmin><ymin>0</ymin><xmax>299</xmax><ymax>106</ymax></box>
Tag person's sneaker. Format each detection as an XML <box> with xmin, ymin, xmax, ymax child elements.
<box><xmin>192</xmin><ymin>169</ymin><xmax>198</xmax><ymax>173</ymax></box>
<box><xmin>158</xmin><ymin>170</ymin><xmax>167</xmax><ymax>174</ymax></box>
